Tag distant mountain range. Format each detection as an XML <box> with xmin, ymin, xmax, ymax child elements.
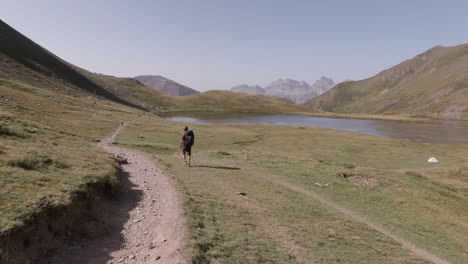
<box><xmin>0</xmin><ymin>19</ymin><xmax>302</xmax><ymax>114</ymax></box>
<box><xmin>230</xmin><ymin>77</ymin><xmax>335</xmax><ymax>104</ymax></box>
<box><xmin>2</xmin><ymin>17</ymin><xmax>467</xmax><ymax>120</ymax></box>
<box><xmin>230</xmin><ymin>84</ymin><xmax>266</xmax><ymax>95</ymax></box>
<box><xmin>304</xmin><ymin>44</ymin><xmax>468</xmax><ymax>119</ymax></box>
<box><xmin>134</xmin><ymin>75</ymin><xmax>199</xmax><ymax>96</ymax></box>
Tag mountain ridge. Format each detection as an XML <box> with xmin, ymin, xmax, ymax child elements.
<box><xmin>1</xmin><ymin>19</ymin><xmax>302</xmax><ymax>114</ymax></box>
<box><xmin>304</xmin><ymin>44</ymin><xmax>468</xmax><ymax>119</ymax></box>
<box><xmin>134</xmin><ymin>75</ymin><xmax>199</xmax><ymax>96</ymax></box>
<box><xmin>0</xmin><ymin>19</ymin><xmax>146</xmax><ymax>110</ymax></box>
<box><xmin>229</xmin><ymin>77</ymin><xmax>335</xmax><ymax>104</ymax></box>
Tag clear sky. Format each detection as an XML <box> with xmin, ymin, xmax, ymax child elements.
<box><xmin>2</xmin><ymin>0</ymin><xmax>468</xmax><ymax>91</ymax></box>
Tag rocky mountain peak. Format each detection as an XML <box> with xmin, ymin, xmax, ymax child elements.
<box><xmin>230</xmin><ymin>76</ymin><xmax>335</xmax><ymax>104</ymax></box>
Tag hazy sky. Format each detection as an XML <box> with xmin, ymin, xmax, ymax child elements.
<box><xmin>2</xmin><ymin>0</ymin><xmax>468</xmax><ymax>91</ymax></box>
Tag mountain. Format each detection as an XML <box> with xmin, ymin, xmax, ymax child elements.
<box><xmin>230</xmin><ymin>84</ymin><xmax>266</xmax><ymax>95</ymax></box>
<box><xmin>304</xmin><ymin>44</ymin><xmax>468</xmax><ymax>120</ymax></box>
<box><xmin>0</xmin><ymin>19</ymin><xmax>303</xmax><ymax>114</ymax></box>
<box><xmin>264</xmin><ymin>78</ymin><xmax>317</xmax><ymax>104</ymax></box>
<box><xmin>134</xmin><ymin>75</ymin><xmax>199</xmax><ymax>96</ymax></box>
<box><xmin>311</xmin><ymin>76</ymin><xmax>335</xmax><ymax>95</ymax></box>
<box><xmin>0</xmin><ymin>19</ymin><xmax>180</xmax><ymax>112</ymax></box>
<box><xmin>229</xmin><ymin>77</ymin><xmax>335</xmax><ymax>104</ymax></box>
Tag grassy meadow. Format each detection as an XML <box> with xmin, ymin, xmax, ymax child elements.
<box><xmin>0</xmin><ymin>79</ymin><xmax>139</xmax><ymax>234</ymax></box>
<box><xmin>116</xmin><ymin>115</ymin><xmax>468</xmax><ymax>264</ymax></box>
<box><xmin>2</xmin><ymin>75</ymin><xmax>467</xmax><ymax>263</ymax></box>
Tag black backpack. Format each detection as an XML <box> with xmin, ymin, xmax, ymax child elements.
<box><xmin>185</xmin><ymin>130</ymin><xmax>195</xmax><ymax>146</ymax></box>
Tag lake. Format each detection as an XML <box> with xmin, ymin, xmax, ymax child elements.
<box><xmin>167</xmin><ymin>113</ymin><xmax>468</xmax><ymax>144</ymax></box>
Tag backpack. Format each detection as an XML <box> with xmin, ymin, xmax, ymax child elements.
<box><xmin>185</xmin><ymin>130</ymin><xmax>195</xmax><ymax>146</ymax></box>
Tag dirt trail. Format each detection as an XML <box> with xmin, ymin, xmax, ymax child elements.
<box><xmin>50</xmin><ymin>121</ymin><xmax>185</xmax><ymax>264</ymax></box>
<box><xmin>263</xmin><ymin>176</ymin><xmax>450</xmax><ymax>264</ymax></box>
<box><xmin>234</xmin><ymin>195</ymin><xmax>313</xmax><ymax>264</ymax></box>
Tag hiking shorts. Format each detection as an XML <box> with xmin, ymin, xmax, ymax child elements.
<box><xmin>183</xmin><ymin>144</ymin><xmax>192</xmax><ymax>155</ymax></box>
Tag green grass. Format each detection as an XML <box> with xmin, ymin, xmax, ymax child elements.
<box><xmin>4</xmin><ymin>16</ymin><xmax>468</xmax><ymax>264</ymax></box>
<box><xmin>117</xmin><ymin>116</ymin><xmax>468</xmax><ymax>264</ymax></box>
<box><xmin>0</xmin><ymin>17</ymin><xmax>304</xmax><ymax>246</ymax></box>
<box><xmin>0</xmin><ymin>79</ymin><xmax>139</xmax><ymax>234</ymax></box>
<box><xmin>172</xmin><ymin>90</ymin><xmax>305</xmax><ymax>114</ymax></box>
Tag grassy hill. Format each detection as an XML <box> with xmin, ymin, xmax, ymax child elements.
<box><xmin>173</xmin><ymin>90</ymin><xmax>305</xmax><ymax>113</ymax></box>
<box><xmin>0</xmin><ymin>19</ymin><xmax>145</xmax><ymax>110</ymax></box>
<box><xmin>304</xmin><ymin>44</ymin><xmax>468</xmax><ymax>120</ymax></box>
<box><xmin>1</xmin><ymin>19</ymin><xmax>302</xmax><ymax>116</ymax></box>
<box><xmin>0</xmin><ymin>77</ymin><xmax>139</xmax><ymax>250</ymax></box>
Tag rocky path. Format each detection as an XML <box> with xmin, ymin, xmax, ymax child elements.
<box><xmin>50</xmin><ymin>122</ymin><xmax>185</xmax><ymax>264</ymax></box>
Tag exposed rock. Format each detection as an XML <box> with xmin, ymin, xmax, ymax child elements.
<box><xmin>314</xmin><ymin>182</ymin><xmax>329</xmax><ymax>187</ymax></box>
<box><xmin>148</xmin><ymin>241</ymin><xmax>157</xmax><ymax>249</ymax></box>
<box><xmin>230</xmin><ymin>84</ymin><xmax>266</xmax><ymax>95</ymax></box>
<box><xmin>114</xmin><ymin>154</ymin><xmax>129</xmax><ymax>164</ymax></box>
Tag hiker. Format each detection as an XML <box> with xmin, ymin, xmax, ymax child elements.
<box><xmin>180</xmin><ymin>126</ymin><xmax>195</xmax><ymax>167</ymax></box>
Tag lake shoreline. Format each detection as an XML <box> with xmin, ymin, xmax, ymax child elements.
<box><xmin>161</xmin><ymin>110</ymin><xmax>462</xmax><ymax>124</ymax></box>
<box><xmin>166</xmin><ymin>113</ymin><xmax>468</xmax><ymax>144</ymax></box>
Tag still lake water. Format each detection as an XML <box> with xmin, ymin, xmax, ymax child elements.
<box><xmin>167</xmin><ymin>114</ymin><xmax>468</xmax><ymax>144</ymax></box>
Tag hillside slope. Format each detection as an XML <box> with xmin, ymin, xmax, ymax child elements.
<box><xmin>0</xmin><ymin>19</ymin><xmax>145</xmax><ymax>110</ymax></box>
<box><xmin>134</xmin><ymin>75</ymin><xmax>199</xmax><ymax>96</ymax></box>
<box><xmin>174</xmin><ymin>90</ymin><xmax>305</xmax><ymax>113</ymax></box>
<box><xmin>305</xmin><ymin>44</ymin><xmax>468</xmax><ymax>119</ymax></box>
<box><xmin>76</xmin><ymin>70</ymin><xmax>176</xmax><ymax>112</ymax></box>
<box><xmin>1</xmin><ymin>19</ymin><xmax>298</xmax><ymax>115</ymax></box>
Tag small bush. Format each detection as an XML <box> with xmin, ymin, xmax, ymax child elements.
<box><xmin>54</xmin><ymin>160</ymin><xmax>71</xmax><ymax>169</ymax></box>
<box><xmin>405</xmin><ymin>171</ymin><xmax>425</xmax><ymax>180</ymax></box>
<box><xmin>0</xmin><ymin>126</ymin><xmax>25</xmax><ymax>138</ymax></box>
<box><xmin>0</xmin><ymin>145</ymin><xmax>7</xmax><ymax>154</ymax></box>
<box><xmin>343</xmin><ymin>163</ymin><xmax>356</xmax><ymax>169</ymax></box>
<box><xmin>8</xmin><ymin>157</ymin><xmax>45</xmax><ymax>170</ymax></box>
<box><xmin>8</xmin><ymin>156</ymin><xmax>68</xmax><ymax>170</ymax></box>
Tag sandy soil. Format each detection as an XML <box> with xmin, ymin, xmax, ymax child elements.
<box><xmin>49</xmin><ymin>122</ymin><xmax>185</xmax><ymax>264</ymax></box>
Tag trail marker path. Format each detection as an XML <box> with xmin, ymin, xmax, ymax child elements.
<box><xmin>50</xmin><ymin>121</ymin><xmax>185</xmax><ymax>264</ymax></box>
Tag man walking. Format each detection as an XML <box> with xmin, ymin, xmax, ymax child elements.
<box><xmin>180</xmin><ymin>126</ymin><xmax>195</xmax><ymax>167</ymax></box>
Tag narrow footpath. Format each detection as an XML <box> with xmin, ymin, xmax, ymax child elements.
<box><xmin>50</xmin><ymin>121</ymin><xmax>185</xmax><ymax>264</ymax></box>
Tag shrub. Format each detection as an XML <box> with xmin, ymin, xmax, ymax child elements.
<box><xmin>0</xmin><ymin>126</ymin><xmax>25</xmax><ymax>138</ymax></box>
<box><xmin>7</xmin><ymin>156</ymin><xmax>68</xmax><ymax>171</ymax></box>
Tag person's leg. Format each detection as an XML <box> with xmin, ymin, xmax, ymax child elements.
<box><xmin>183</xmin><ymin>148</ymin><xmax>188</xmax><ymax>165</ymax></box>
<box><xmin>187</xmin><ymin>146</ymin><xmax>192</xmax><ymax>167</ymax></box>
